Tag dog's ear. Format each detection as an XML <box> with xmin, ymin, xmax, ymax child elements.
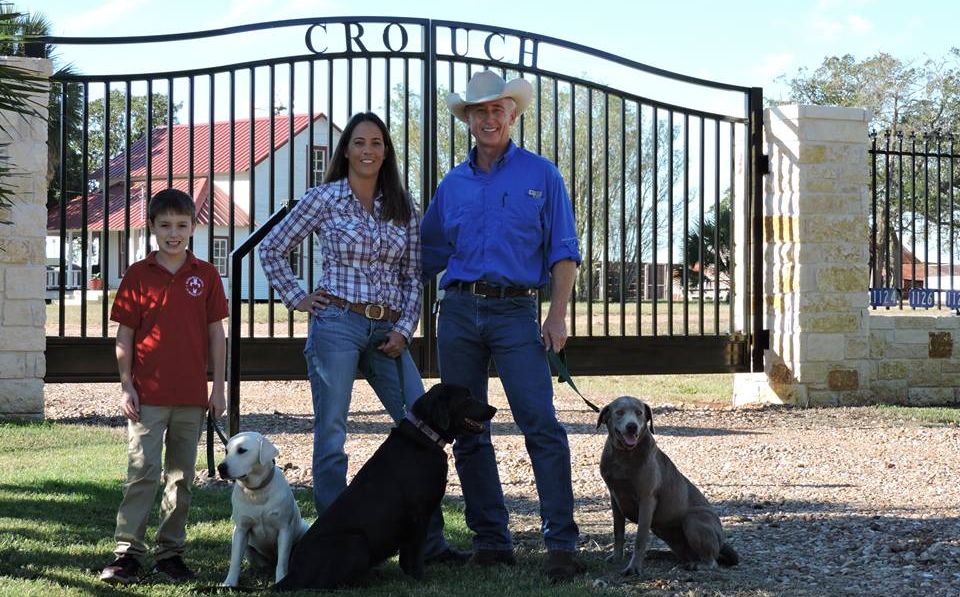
<box><xmin>258</xmin><ymin>436</ymin><xmax>279</xmax><ymax>466</ymax></box>
<box><xmin>597</xmin><ymin>404</ymin><xmax>611</xmax><ymax>429</ymax></box>
<box><xmin>643</xmin><ymin>403</ymin><xmax>655</xmax><ymax>434</ymax></box>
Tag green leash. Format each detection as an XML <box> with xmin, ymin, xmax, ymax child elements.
<box><xmin>547</xmin><ymin>348</ymin><xmax>600</xmax><ymax>413</ymax></box>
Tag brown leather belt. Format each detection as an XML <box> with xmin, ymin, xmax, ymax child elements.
<box><xmin>453</xmin><ymin>281</ymin><xmax>536</xmax><ymax>298</ymax></box>
<box><xmin>325</xmin><ymin>294</ymin><xmax>400</xmax><ymax>323</ymax></box>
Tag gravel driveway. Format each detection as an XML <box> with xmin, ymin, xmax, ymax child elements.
<box><xmin>45</xmin><ymin>380</ymin><xmax>960</xmax><ymax>596</ymax></box>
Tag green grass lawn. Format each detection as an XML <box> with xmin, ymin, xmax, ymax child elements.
<box><xmin>0</xmin><ymin>422</ymin><xmax>603</xmax><ymax>596</ymax></box>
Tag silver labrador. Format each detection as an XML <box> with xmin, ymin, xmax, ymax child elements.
<box><xmin>598</xmin><ymin>395</ymin><xmax>739</xmax><ymax>576</ymax></box>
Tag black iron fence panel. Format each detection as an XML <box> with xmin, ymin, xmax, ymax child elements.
<box><xmin>868</xmin><ymin>131</ymin><xmax>959</xmax><ymax>310</ymax></box>
<box><xmin>42</xmin><ymin>18</ymin><xmax>764</xmax><ymax>399</ymax></box>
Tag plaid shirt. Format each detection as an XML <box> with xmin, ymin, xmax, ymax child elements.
<box><xmin>259</xmin><ymin>178</ymin><xmax>422</xmax><ymax>340</ymax></box>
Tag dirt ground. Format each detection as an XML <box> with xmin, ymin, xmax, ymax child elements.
<box><xmin>45</xmin><ymin>380</ymin><xmax>960</xmax><ymax>596</ymax></box>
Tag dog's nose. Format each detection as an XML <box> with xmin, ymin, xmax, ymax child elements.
<box><xmin>216</xmin><ymin>462</ymin><xmax>228</xmax><ymax>478</ymax></box>
<box><xmin>625</xmin><ymin>422</ymin><xmax>638</xmax><ymax>435</ymax></box>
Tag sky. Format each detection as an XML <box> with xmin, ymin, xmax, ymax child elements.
<box><xmin>29</xmin><ymin>0</ymin><xmax>959</xmax><ymax>103</ymax></box>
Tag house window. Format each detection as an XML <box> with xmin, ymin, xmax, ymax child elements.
<box><xmin>289</xmin><ymin>242</ymin><xmax>304</xmax><ymax>279</ymax></box>
<box><xmin>212</xmin><ymin>237</ymin><xmax>229</xmax><ymax>276</ymax></box>
<box><xmin>310</xmin><ymin>146</ymin><xmax>328</xmax><ymax>186</ymax></box>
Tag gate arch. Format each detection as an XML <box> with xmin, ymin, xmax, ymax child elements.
<box><xmin>43</xmin><ymin>18</ymin><xmax>765</xmax><ymax>431</ymax></box>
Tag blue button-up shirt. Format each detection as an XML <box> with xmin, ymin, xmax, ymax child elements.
<box><xmin>421</xmin><ymin>141</ymin><xmax>581</xmax><ymax>289</ymax></box>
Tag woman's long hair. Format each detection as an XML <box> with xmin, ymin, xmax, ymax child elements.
<box><xmin>323</xmin><ymin>111</ymin><xmax>412</xmax><ymax>226</ymax></box>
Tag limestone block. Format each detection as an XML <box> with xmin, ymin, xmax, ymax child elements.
<box><xmin>0</xmin><ymin>378</ymin><xmax>44</xmax><ymax>419</ymax></box>
<box><xmin>799</xmin><ymin>144</ymin><xmax>828</xmax><ymax>164</ymax></box>
<box><xmin>929</xmin><ymin>331</ymin><xmax>952</xmax><ymax>358</ymax></box>
<box><xmin>827</xmin><ymin>368</ymin><xmax>859</xmax><ymax>390</ymax></box>
<box><xmin>765</xmin><ymin>215</ymin><xmax>800</xmax><ymax>242</ymax></box>
<box><xmin>731</xmin><ymin>372</ymin><xmax>790</xmax><ymax>407</ymax></box>
<box><xmin>0</xmin><ymin>326</ymin><xmax>44</xmax><ymax>351</ymax></box>
<box><xmin>10</xmin><ymin>204</ymin><xmax>48</xmax><ymax>237</ymax></box>
<box><xmin>798</xmin><ymin>312</ymin><xmax>862</xmax><ymax>333</ymax></box>
<box><xmin>3</xmin><ymin>299</ymin><xmax>46</xmax><ymax>327</ymax></box>
<box><xmin>907</xmin><ymin>360</ymin><xmax>942</xmax><ymax>386</ymax></box>
<box><xmin>846</xmin><ymin>336</ymin><xmax>869</xmax><ymax>359</ymax></box>
<box><xmin>807</xmin><ymin>389</ymin><xmax>840</xmax><ymax>406</ymax></box>
<box><xmin>868</xmin><ymin>315</ymin><xmax>896</xmax><ymax>330</ymax></box>
<box><xmin>883</xmin><ymin>342</ymin><xmax>931</xmax><ymax>359</ymax></box>
<box><xmin>894</xmin><ymin>316</ymin><xmax>944</xmax><ymax>329</ymax></box>
<box><xmin>804</xmin><ymin>334</ymin><xmax>848</xmax><ymax>361</ymax></box>
<box><xmin>0</xmin><ymin>353</ymin><xmax>25</xmax><ymax>379</ymax></box>
<box><xmin>816</xmin><ymin>266</ymin><xmax>868</xmax><ymax>293</ymax></box>
<box><xmin>32</xmin><ymin>353</ymin><xmax>45</xmax><ymax>378</ymax></box>
<box><xmin>878</xmin><ymin>359</ymin><xmax>909</xmax><ymax>380</ymax></box>
<box><xmin>800</xmin><ymin>178</ymin><xmax>861</xmax><ymax>195</ymax></box>
<box><xmin>907</xmin><ymin>386</ymin><xmax>956</xmax><ymax>406</ymax></box>
<box><xmin>799</xmin><ymin>120</ymin><xmax>870</xmax><ymax>143</ymax></box>
<box><xmin>870</xmin><ymin>380</ymin><xmax>908</xmax><ymax>404</ymax></box>
<box><xmin>804</xmin><ymin>217</ymin><xmax>867</xmax><ymax>244</ymax></box>
<box><xmin>894</xmin><ymin>328</ymin><xmax>932</xmax><ymax>344</ymax></box>
<box><xmin>4</xmin><ymin>266</ymin><xmax>45</xmax><ymax>299</ymax></box>
<box><xmin>0</xmin><ymin>238</ymin><xmax>45</xmax><ymax>265</ymax></box>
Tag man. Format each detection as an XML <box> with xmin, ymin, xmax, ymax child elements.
<box><xmin>421</xmin><ymin>70</ymin><xmax>584</xmax><ymax>582</ymax></box>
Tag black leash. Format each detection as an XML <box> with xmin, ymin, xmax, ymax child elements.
<box><xmin>547</xmin><ymin>348</ymin><xmax>600</xmax><ymax>413</ymax></box>
<box><xmin>205</xmin><ymin>411</ymin><xmax>229</xmax><ymax>478</ymax></box>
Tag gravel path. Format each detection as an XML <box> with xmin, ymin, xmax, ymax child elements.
<box><xmin>45</xmin><ymin>380</ymin><xmax>960</xmax><ymax>596</ymax></box>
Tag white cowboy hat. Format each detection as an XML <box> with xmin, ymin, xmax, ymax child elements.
<box><xmin>446</xmin><ymin>71</ymin><xmax>533</xmax><ymax>123</ymax></box>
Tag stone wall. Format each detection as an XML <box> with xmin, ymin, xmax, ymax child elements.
<box><xmin>0</xmin><ymin>57</ymin><xmax>51</xmax><ymax>420</ymax></box>
<box><xmin>733</xmin><ymin>104</ymin><xmax>960</xmax><ymax>408</ymax></box>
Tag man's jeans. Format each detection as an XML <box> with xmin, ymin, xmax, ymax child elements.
<box><xmin>437</xmin><ymin>288</ymin><xmax>579</xmax><ymax>552</ymax></box>
<box><xmin>303</xmin><ymin>303</ymin><xmax>450</xmax><ymax>557</ymax></box>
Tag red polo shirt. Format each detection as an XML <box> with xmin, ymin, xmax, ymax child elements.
<box><xmin>110</xmin><ymin>251</ymin><xmax>229</xmax><ymax>407</ymax></box>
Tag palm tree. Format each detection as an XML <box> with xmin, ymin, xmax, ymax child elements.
<box><xmin>0</xmin><ymin>5</ymin><xmax>50</xmax><ymax>225</ymax></box>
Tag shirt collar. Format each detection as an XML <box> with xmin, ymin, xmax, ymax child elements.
<box><xmin>332</xmin><ymin>177</ymin><xmax>384</xmax><ymax>208</ymax></box>
<box><xmin>468</xmin><ymin>140</ymin><xmax>517</xmax><ymax>174</ymax></box>
<box><xmin>146</xmin><ymin>249</ymin><xmax>199</xmax><ymax>273</ymax></box>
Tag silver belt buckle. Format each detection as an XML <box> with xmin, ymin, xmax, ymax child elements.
<box><xmin>364</xmin><ymin>304</ymin><xmax>387</xmax><ymax>320</ymax></box>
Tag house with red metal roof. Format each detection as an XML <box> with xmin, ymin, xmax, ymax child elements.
<box><xmin>47</xmin><ymin>112</ymin><xmax>339</xmax><ymax>300</ymax></box>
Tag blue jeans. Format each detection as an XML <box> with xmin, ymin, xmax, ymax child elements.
<box><xmin>436</xmin><ymin>288</ymin><xmax>579</xmax><ymax>552</ymax></box>
<box><xmin>304</xmin><ymin>304</ymin><xmax>451</xmax><ymax>557</ymax></box>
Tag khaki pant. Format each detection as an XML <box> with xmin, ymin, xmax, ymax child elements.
<box><xmin>112</xmin><ymin>404</ymin><xmax>205</xmax><ymax>562</ymax></box>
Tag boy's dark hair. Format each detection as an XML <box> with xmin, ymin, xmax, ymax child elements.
<box><xmin>149</xmin><ymin>188</ymin><xmax>196</xmax><ymax>223</ymax></box>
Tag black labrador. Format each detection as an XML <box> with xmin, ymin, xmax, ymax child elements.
<box><xmin>275</xmin><ymin>383</ymin><xmax>496</xmax><ymax>591</ymax></box>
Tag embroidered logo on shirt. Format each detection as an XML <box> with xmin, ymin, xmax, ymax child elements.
<box><xmin>527</xmin><ymin>189</ymin><xmax>543</xmax><ymax>198</ymax></box>
<box><xmin>185</xmin><ymin>275</ymin><xmax>204</xmax><ymax>297</ymax></box>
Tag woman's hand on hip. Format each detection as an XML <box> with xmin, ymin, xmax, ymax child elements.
<box><xmin>377</xmin><ymin>330</ymin><xmax>408</xmax><ymax>359</ymax></box>
<box><xmin>294</xmin><ymin>290</ymin><xmax>331</xmax><ymax>315</ymax></box>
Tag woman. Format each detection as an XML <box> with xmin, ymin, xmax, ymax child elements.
<box><xmin>259</xmin><ymin>112</ymin><xmax>424</xmax><ymax>513</ymax></box>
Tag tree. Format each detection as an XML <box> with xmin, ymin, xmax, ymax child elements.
<box><xmin>85</xmin><ymin>89</ymin><xmax>181</xmax><ymax>185</ymax></box>
<box><xmin>683</xmin><ymin>197</ymin><xmax>730</xmax><ymax>289</ymax></box>
<box><xmin>776</xmin><ymin>50</ymin><xmax>960</xmax><ymax>136</ymax></box>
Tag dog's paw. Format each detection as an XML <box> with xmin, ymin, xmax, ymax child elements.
<box><xmin>620</xmin><ymin>555</ymin><xmax>644</xmax><ymax>577</ymax></box>
<box><xmin>683</xmin><ymin>559</ymin><xmax>718</xmax><ymax>571</ymax></box>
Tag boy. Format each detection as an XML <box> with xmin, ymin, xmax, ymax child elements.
<box><xmin>99</xmin><ymin>188</ymin><xmax>228</xmax><ymax>585</ymax></box>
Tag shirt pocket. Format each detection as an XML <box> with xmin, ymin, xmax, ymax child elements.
<box><xmin>324</xmin><ymin>218</ymin><xmax>366</xmax><ymax>264</ymax></box>
<box><xmin>502</xmin><ymin>190</ymin><xmax>545</xmax><ymax>243</ymax></box>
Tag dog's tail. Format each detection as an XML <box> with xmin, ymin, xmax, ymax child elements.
<box><xmin>718</xmin><ymin>543</ymin><xmax>740</xmax><ymax>567</ymax></box>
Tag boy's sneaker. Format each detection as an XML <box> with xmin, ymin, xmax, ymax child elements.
<box><xmin>153</xmin><ymin>555</ymin><xmax>197</xmax><ymax>583</ymax></box>
<box><xmin>99</xmin><ymin>555</ymin><xmax>141</xmax><ymax>585</ymax></box>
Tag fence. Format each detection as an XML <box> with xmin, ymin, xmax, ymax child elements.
<box><xmin>868</xmin><ymin>131</ymin><xmax>960</xmax><ymax>310</ymax></box>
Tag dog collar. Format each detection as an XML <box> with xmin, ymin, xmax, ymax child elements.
<box><xmin>245</xmin><ymin>464</ymin><xmax>276</xmax><ymax>491</ymax></box>
<box><xmin>404</xmin><ymin>412</ymin><xmax>447</xmax><ymax>448</ymax></box>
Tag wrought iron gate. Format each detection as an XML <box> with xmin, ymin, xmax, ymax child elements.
<box><xmin>43</xmin><ymin>18</ymin><xmax>766</xmax><ymax>425</ymax></box>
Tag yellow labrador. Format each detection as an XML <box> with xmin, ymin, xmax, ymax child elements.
<box><xmin>217</xmin><ymin>431</ymin><xmax>310</xmax><ymax>587</ymax></box>
<box><xmin>598</xmin><ymin>396</ymin><xmax>739</xmax><ymax>576</ymax></box>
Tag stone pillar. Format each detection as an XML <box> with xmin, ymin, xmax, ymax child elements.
<box><xmin>0</xmin><ymin>56</ymin><xmax>51</xmax><ymax>419</ymax></box>
<box><xmin>734</xmin><ymin>105</ymin><xmax>872</xmax><ymax>406</ymax></box>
